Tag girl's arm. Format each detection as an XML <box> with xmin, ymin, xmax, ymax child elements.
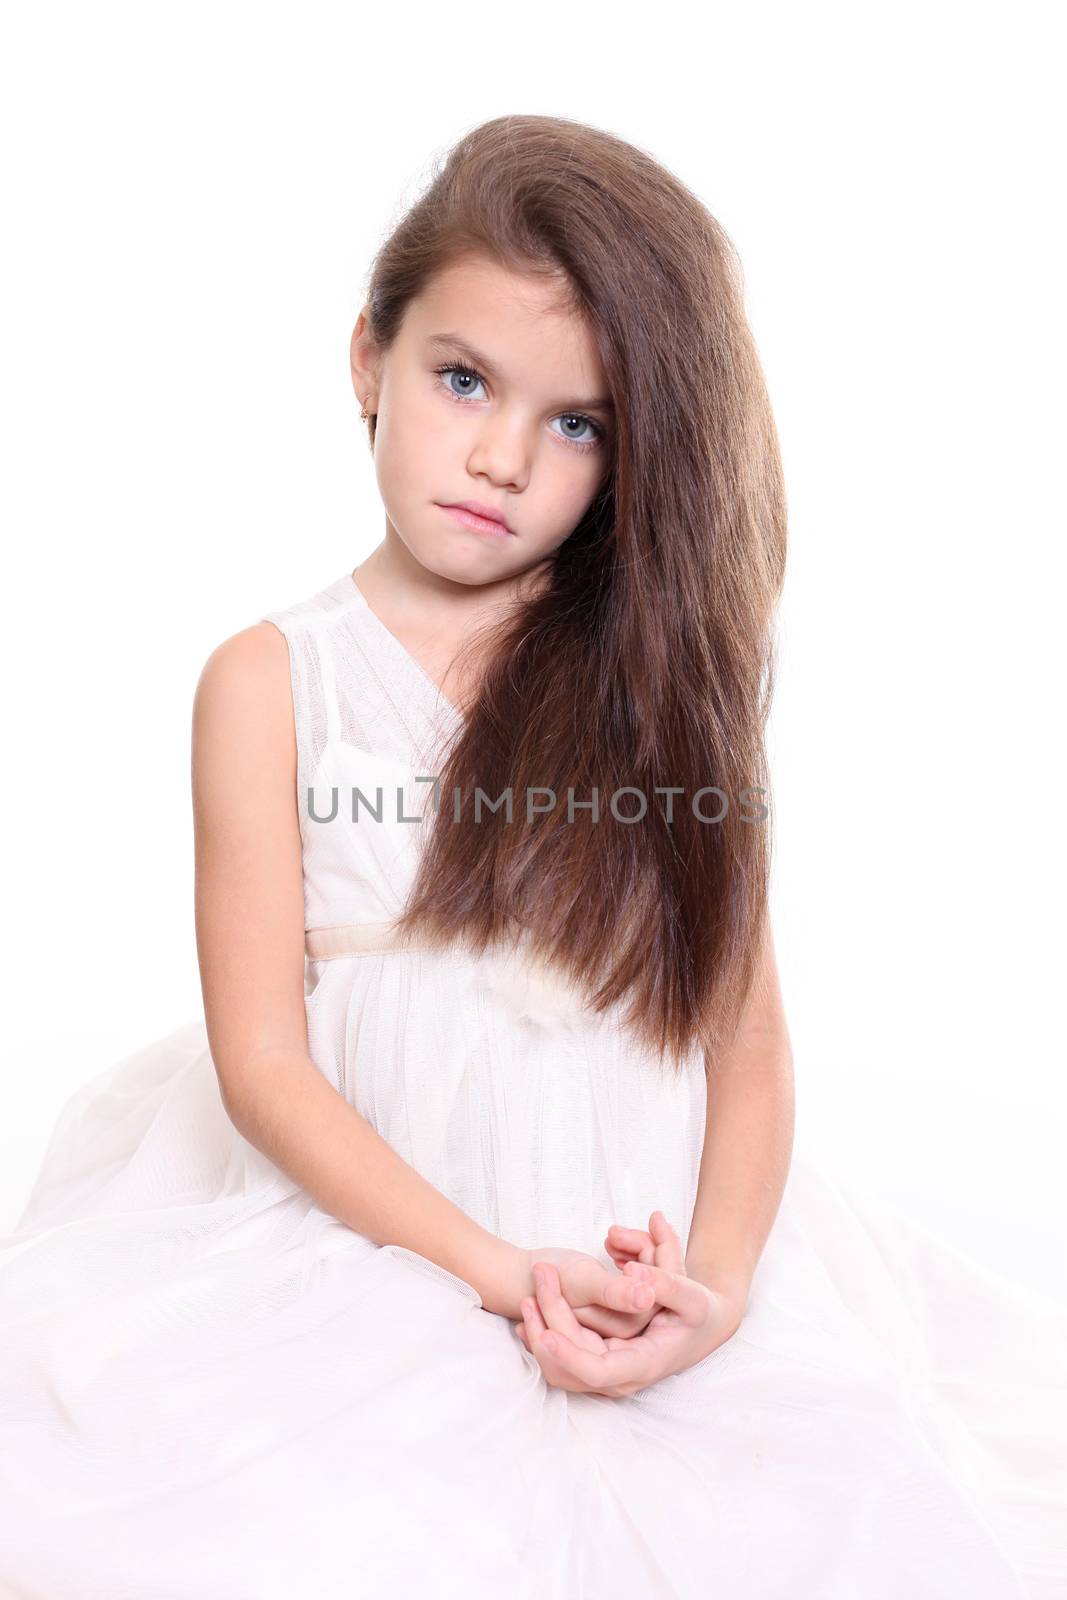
<box><xmin>684</xmin><ymin>915</ymin><xmax>795</xmax><ymax>1320</ymax></box>
<box><xmin>191</xmin><ymin>623</ymin><xmax>527</xmax><ymax>1318</ymax></box>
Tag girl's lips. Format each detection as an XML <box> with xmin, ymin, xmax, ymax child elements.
<box><xmin>439</xmin><ymin>504</ymin><xmax>516</xmax><ymax>538</ymax></box>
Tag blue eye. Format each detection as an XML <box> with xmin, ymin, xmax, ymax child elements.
<box><xmin>437</xmin><ymin>363</ymin><xmax>488</xmax><ymax>402</ymax></box>
<box><xmin>431</xmin><ymin>361</ymin><xmax>607</xmax><ymax>455</ymax></box>
<box><xmin>550</xmin><ymin>413</ymin><xmax>601</xmax><ymax>447</ymax></box>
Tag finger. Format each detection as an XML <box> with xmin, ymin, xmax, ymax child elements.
<box><xmin>517</xmin><ymin>1307</ymin><xmax>559</xmax><ymax>1354</ymax></box>
<box><xmin>538</xmin><ymin>1325</ymin><xmax>650</xmax><ymax>1394</ymax></box>
<box><xmin>573</xmin><ymin>1302</ymin><xmax>655</xmax><ymax>1339</ymax></box>
<box><xmin>613</xmin><ymin>1223</ymin><xmax>658</xmax><ymax>1267</ymax></box>
<box><xmin>601</xmin><ymin>1277</ymin><xmax>655</xmax><ymax>1316</ymax></box>
<box><xmin>604</xmin><ymin>1242</ymin><xmax>653</xmax><ymax>1272</ymax></box>
<box><xmin>605</xmin><ymin>1227</ymin><xmax>656</xmax><ymax>1269</ymax></box>
<box><xmin>524</xmin><ymin>1290</ymin><xmax>600</xmax><ymax>1389</ymax></box>
<box><xmin>533</xmin><ymin>1264</ymin><xmax>598</xmax><ymax>1342</ymax></box>
<box><xmin>538</xmin><ymin>1257</ymin><xmax>653</xmax><ymax>1320</ymax></box>
<box><xmin>584</xmin><ymin>1264</ymin><xmax>656</xmax><ymax>1317</ymax></box>
<box><xmin>523</xmin><ymin>1298</ymin><xmax>566</xmax><ymax>1372</ymax></box>
<box><xmin>608</xmin><ymin>1225</ymin><xmax>652</xmax><ymax>1249</ymax></box>
<box><xmin>521</xmin><ymin>1295</ymin><xmax>548</xmax><ymax>1347</ymax></box>
<box><xmin>648</xmin><ymin>1210</ymin><xmax>685</xmax><ymax>1272</ymax></box>
<box><xmin>623</xmin><ymin>1260</ymin><xmax>702</xmax><ymax>1319</ymax></box>
<box><xmin>539</xmin><ymin>1269</ymin><xmax>639</xmax><ymax>1357</ymax></box>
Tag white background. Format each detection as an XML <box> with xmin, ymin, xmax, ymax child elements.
<box><xmin>2</xmin><ymin>4</ymin><xmax>1063</xmax><ymax>1300</ymax></box>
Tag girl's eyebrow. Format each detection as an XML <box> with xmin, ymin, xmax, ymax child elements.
<box><xmin>426</xmin><ymin>332</ymin><xmax>615</xmax><ymax>414</ymax></box>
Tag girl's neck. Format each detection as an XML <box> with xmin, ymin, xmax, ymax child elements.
<box><xmin>352</xmin><ymin>537</ymin><xmax>549</xmax><ymax>714</ymax></box>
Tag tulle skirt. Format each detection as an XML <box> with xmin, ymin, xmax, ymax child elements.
<box><xmin>1</xmin><ymin>1020</ymin><xmax>1063</xmax><ymax>1599</ymax></box>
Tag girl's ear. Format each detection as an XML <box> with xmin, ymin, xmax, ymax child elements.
<box><xmin>349</xmin><ymin>307</ymin><xmax>379</xmax><ymax>410</ymax></box>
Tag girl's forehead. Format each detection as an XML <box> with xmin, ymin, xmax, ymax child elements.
<box><xmin>405</xmin><ymin>263</ymin><xmax>607</xmax><ymax>394</ymax></box>
<box><xmin>413</xmin><ymin>251</ymin><xmax>581</xmax><ymax>325</ymax></box>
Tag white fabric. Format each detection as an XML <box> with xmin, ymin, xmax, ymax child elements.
<box><xmin>0</xmin><ymin>569</ymin><xmax>1063</xmax><ymax>1599</ymax></box>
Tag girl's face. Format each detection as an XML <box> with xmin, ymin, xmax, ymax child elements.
<box><xmin>350</xmin><ymin>253</ymin><xmax>614</xmax><ymax>591</ymax></box>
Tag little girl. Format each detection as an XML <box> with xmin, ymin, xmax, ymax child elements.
<box><xmin>1</xmin><ymin>114</ymin><xmax>1063</xmax><ymax>1599</ymax></box>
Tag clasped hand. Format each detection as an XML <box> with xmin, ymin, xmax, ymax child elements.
<box><xmin>512</xmin><ymin>1211</ymin><xmax>742</xmax><ymax>1398</ymax></box>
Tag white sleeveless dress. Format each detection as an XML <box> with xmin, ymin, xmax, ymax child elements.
<box><xmin>0</xmin><ymin>569</ymin><xmax>1063</xmax><ymax>1599</ymax></box>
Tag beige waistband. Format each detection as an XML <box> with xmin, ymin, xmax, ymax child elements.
<box><xmin>304</xmin><ymin>919</ymin><xmax>591</xmax><ymax>1025</ymax></box>
<box><xmin>304</xmin><ymin>921</ymin><xmax>428</xmax><ymax>961</ymax></box>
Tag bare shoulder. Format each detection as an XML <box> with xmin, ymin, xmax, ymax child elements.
<box><xmin>192</xmin><ymin>621</ymin><xmax>294</xmax><ymax>781</ymax></box>
<box><xmin>194</xmin><ymin>619</ymin><xmax>291</xmax><ymax>719</ymax></box>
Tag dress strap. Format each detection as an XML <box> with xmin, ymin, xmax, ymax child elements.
<box><xmin>305</xmin><ymin>920</ymin><xmax>429</xmax><ymax>961</ymax></box>
<box><xmin>314</xmin><ymin>624</ymin><xmax>343</xmax><ymax>745</ymax></box>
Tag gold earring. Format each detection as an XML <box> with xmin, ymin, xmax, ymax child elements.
<box><xmin>359</xmin><ymin>395</ymin><xmax>372</xmax><ymax>422</ymax></box>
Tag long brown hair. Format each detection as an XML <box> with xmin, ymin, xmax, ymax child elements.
<box><xmin>366</xmin><ymin>114</ymin><xmax>787</xmax><ymax>1071</ymax></box>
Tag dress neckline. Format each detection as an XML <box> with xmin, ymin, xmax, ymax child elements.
<box><xmin>345</xmin><ymin>571</ymin><xmax>465</xmax><ymax>725</ymax></box>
